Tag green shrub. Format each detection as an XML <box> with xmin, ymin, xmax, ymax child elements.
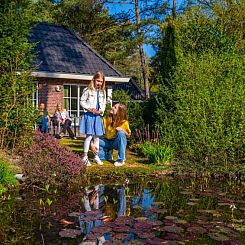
<box><xmin>139</xmin><ymin>141</ymin><xmax>173</xmax><ymax>165</ymax></box>
<box><xmin>156</xmin><ymin>51</ymin><xmax>244</xmax><ymax>170</ymax></box>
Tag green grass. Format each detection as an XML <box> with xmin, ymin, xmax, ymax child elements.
<box><xmin>60</xmin><ymin>138</ymin><xmax>172</xmax><ymax>180</ymax></box>
<box><xmin>0</xmin><ymin>159</ymin><xmax>17</xmax><ymax>195</ymax></box>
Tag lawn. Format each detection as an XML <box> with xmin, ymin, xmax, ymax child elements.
<box><xmin>60</xmin><ymin>138</ymin><xmax>171</xmax><ymax>180</ymax></box>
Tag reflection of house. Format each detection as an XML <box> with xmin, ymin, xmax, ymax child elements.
<box><xmin>29</xmin><ymin>22</ymin><xmax>130</xmax><ymax>117</ymax></box>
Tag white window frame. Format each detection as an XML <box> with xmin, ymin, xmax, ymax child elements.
<box><xmin>63</xmin><ymin>84</ymin><xmax>86</xmax><ymax>125</ymax></box>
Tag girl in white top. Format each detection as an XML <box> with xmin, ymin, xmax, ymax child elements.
<box><xmin>80</xmin><ymin>71</ymin><xmax>106</xmax><ymax>166</ymax></box>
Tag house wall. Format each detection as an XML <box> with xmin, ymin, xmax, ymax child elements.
<box><xmin>37</xmin><ymin>78</ymin><xmax>114</xmax><ymax>115</ymax></box>
<box><xmin>37</xmin><ymin>78</ymin><xmax>91</xmax><ymax>115</ymax></box>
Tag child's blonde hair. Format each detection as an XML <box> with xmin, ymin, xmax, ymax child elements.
<box><xmin>88</xmin><ymin>71</ymin><xmax>106</xmax><ymax>92</ymax></box>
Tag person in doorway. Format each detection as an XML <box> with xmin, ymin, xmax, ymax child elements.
<box><xmin>80</xmin><ymin>71</ymin><xmax>107</xmax><ymax>166</ymax></box>
<box><xmin>37</xmin><ymin>103</ymin><xmax>50</xmax><ymax>133</ymax></box>
<box><xmin>91</xmin><ymin>103</ymin><xmax>131</xmax><ymax>167</ymax></box>
<box><xmin>53</xmin><ymin>103</ymin><xmax>76</xmax><ymax>139</ymax></box>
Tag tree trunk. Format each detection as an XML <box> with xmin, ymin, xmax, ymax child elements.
<box><xmin>135</xmin><ymin>0</ymin><xmax>150</xmax><ymax>99</ymax></box>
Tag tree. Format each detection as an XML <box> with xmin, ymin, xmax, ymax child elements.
<box><xmin>106</xmin><ymin>0</ymin><xmax>167</xmax><ymax>98</ymax></box>
<box><xmin>0</xmin><ymin>0</ymin><xmax>37</xmax><ymax>149</ymax></box>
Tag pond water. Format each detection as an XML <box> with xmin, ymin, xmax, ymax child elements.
<box><xmin>0</xmin><ymin>176</ymin><xmax>244</xmax><ymax>244</ymax></box>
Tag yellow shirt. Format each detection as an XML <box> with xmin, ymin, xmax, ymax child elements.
<box><xmin>103</xmin><ymin>117</ymin><xmax>131</xmax><ymax>139</ymax></box>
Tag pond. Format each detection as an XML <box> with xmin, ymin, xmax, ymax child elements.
<box><xmin>0</xmin><ymin>176</ymin><xmax>244</xmax><ymax>244</ymax></box>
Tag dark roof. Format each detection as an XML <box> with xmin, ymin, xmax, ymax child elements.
<box><xmin>29</xmin><ymin>22</ymin><xmax>122</xmax><ymax>77</ymax></box>
<box><xmin>113</xmin><ymin>79</ymin><xmax>145</xmax><ymax>100</ymax></box>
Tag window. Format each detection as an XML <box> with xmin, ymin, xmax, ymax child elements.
<box><xmin>64</xmin><ymin>84</ymin><xmax>85</xmax><ymax>118</ymax></box>
<box><xmin>33</xmin><ymin>81</ymin><xmax>38</xmax><ymax>107</ymax></box>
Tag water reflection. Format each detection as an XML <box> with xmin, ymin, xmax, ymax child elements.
<box><xmin>1</xmin><ymin>178</ymin><xmax>244</xmax><ymax>244</ymax></box>
<box><xmin>78</xmin><ymin>184</ymin><xmax>159</xmax><ymax>244</ymax></box>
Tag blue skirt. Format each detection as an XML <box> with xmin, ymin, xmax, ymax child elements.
<box><xmin>79</xmin><ymin>112</ymin><xmax>105</xmax><ymax>136</ymax></box>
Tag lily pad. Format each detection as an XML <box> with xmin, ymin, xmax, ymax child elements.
<box><xmin>59</xmin><ymin>229</ymin><xmax>81</xmax><ymax>238</ymax></box>
<box><xmin>189</xmin><ymin>198</ymin><xmax>200</xmax><ymax>202</ymax></box>
<box><xmin>137</xmin><ymin>231</ymin><xmax>155</xmax><ymax>239</ymax></box>
<box><xmin>187</xmin><ymin>226</ymin><xmax>207</xmax><ymax>234</ymax></box>
<box><xmin>135</xmin><ymin>217</ymin><xmax>148</xmax><ymax>221</ymax></box>
<box><xmin>176</xmin><ymin>219</ymin><xmax>188</xmax><ymax>225</ymax></box>
<box><xmin>223</xmin><ymin>240</ymin><xmax>244</xmax><ymax>245</ymax></box>
<box><xmin>145</xmin><ymin>237</ymin><xmax>165</xmax><ymax>244</ymax></box>
<box><xmin>186</xmin><ymin>202</ymin><xmax>196</xmax><ymax>206</ymax></box>
<box><xmin>69</xmin><ymin>212</ymin><xmax>81</xmax><ymax>217</ymax></box>
<box><xmin>163</xmin><ymin>225</ymin><xmax>184</xmax><ymax>233</ymax></box>
<box><xmin>163</xmin><ymin>233</ymin><xmax>180</xmax><ymax>240</ymax></box>
<box><xmin>112</xmin><ymin>233</ymin><xmax>130</xmax><ymax>240</ymax></box>
<box><xmin>208</xmin><ymin>232</ymin><xmax>230</xmax><ymax>241</ymax></box>
<box><xmin>164</xmin><ymin>216</ymin><xmax>178</xmax><ymax>221</ymax></box>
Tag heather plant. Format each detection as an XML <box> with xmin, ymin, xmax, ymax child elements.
<box><xmin>19</xmin><ymin>131</ymin><xmax>85</xmax><ymax>186</ymax></box>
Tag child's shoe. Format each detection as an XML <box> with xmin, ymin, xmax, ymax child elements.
<box><xmin>81</xmin><ymin>156</ymin><xmax>91</xmax><ymax>167</ymax></box>
<box><xmin>93</xmin><ymin>155</ymin><xmax>103</xmax><ymax>165</ymax></box>
<box><xmin>114</xmin><ymin>160</ymin><xmax>125</xmax><ymax>167</ymax></box>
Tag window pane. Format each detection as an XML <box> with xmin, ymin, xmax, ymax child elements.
<box><xmin>64</xmin><ymin>85</ymin><xmax>70</xmax><ymax>97</ymax></box>
<box><xmin>71</xmin><ymin>85</ymin><xmax>78</xmax><ymax>97</ymax></box>
<box><xmin>70</xmin><ymin>111</ymin><xmax>78</xmax><ymax>118</ymax></box>
<box><xmin>71</xmin><ymin>99</ymin><xmax>77</xmax><ymax>110</ymax></box>
<box><xmin>64</xmin><ymin>98</ymin><xmax>69</xmax><ymax>109</ymax></box>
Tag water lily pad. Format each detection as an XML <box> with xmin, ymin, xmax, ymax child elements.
<box><xmin>112</xmin><ymin>233</ymin><xmax>130</xmax><ymax>240</ymax></box>
<box><xmin>218</xmin><ymin>203</ymin><xmax>232</xmax><ymax>206</ymax></box>
<box><xmin>134</xmin><ymin>221</ymin><xmax>153</xmax><ymax>230</ymax></box>
<box><xmin>137</xmin><ymin>231</ymin><xmax>155</xmax><ymax>239</ymax></box>
<box><xmin>59</xmin><ymin>229</ymin><xmax>81</xmax><ymax>238</ymax></box>
<box><xmin>135</xmin><ymin>217</ymin><xmax>148</xmax><ymax>221</ymax></box>
<box><xmin>187</xmin><ymin>226</ymin><xmax>207</xmax><ymax>234</ymax></box>
<box><xmin>163</xmin><ymin>233</ymin><xmax>180</xmax><ymax>240</ymax></box>
<box><xmin>165</xmin><ymin>216</ymin><xmax>178</xmax><ymax>221</ymax></box>
<box><xmin>113</xmin><ymin>225</ymin><xmax>131</xmax><ymax>233</ymax></box>
<box><xmin>187</xmin><ymin>202</ymin><xmax>196</xmax><ymax>206</ymax></box>
<box><xmin>86</xmin><ymin>233</ymin><xmax>98</xmax><ymax>239</ymax></box>
<box><xmin>179</xmin><ymin>235</ymin><xmax>197</xmax><ymax>241</ymax></box>
<box><xmin>163</xmin><ymin>225</ymin><xmax>184</xmax><ymax>233</ymax></box>
<box><xmin>145</xmin><ymin>237</ymin><xmax>165</xmax><ymax>244</ymax></box>
<box><xmin>208</xmin><ymin>233</ymin><xmax>230</xmax><ymax>241</ymax></box>
<box><xmin>152</xmin><ymin>201</ymin><xmax>165</xmax><ymax>205</ymax></box>
<box><xmin>180</xmin><ymin>191</ymin><xmax>193</xmax><ymax>195</ymax></box>
<box><xmin>175</xmin><ymin>219</ymin><xmax>188</xmax><ymax>225</ymax></box>
<box><xmin>92</xmin><ymin>226</ymin><xmax>112</xmax><ymax>234</ymax></box>
<box><xmin>223</xmin><ymin>240</ymin><xmax>244</xmax><ymax>245</ymax></box>
<box><xmin>80</xmin><ymin>241</ymin><xmax>97</xmax><ymax>245</ymax></box>
<box><xmin>189</xmin><ymin>198</ymin><xmax>200</xmax><ymax>202</ymax></box>
<box><xmin>145</xmin><ymin>220</ymin><xmax>163</xmax><ymax>226</ymax></box>
<box><xmin>69</xmin><ymin>212</ymin><xmax>81</xmax><ymax>217</ymax></box>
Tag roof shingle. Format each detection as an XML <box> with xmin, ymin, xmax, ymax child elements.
<box><xmin>29</xmin><ymin>22</ymin><xmax>122</xmax><ymax>77</ymax></box>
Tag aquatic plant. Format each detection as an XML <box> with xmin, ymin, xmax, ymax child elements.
<box><xmin>139</xmin><ymin>141</ymin><xmax>173</xmax><ymax>165</ymax></box>
<box><xmin>19</xmin><ymin>131</ymin><xmax>85</xmax><ymax>186</ymax></box>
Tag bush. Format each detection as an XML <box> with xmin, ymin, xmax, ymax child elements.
<box><xmin>156</xmin><ymin>51</ymin><xmax>245</xmax><ymax>169</ymax></box>
<box><xmin>19</xmin><ymin>131</ymin><xmax>85</xmax><ymax>186</ymax></box>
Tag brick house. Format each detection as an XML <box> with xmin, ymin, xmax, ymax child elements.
<box><xmin>29</xmin><ymin>22</ymin><xmax>131</xmax><ymax>118</ymax></box>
